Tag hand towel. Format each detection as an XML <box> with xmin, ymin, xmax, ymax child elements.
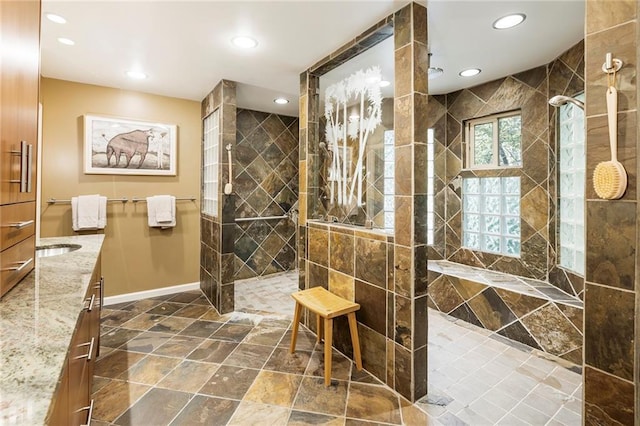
<box><xmin>97</xmin><ymin>196</ymin><xmax>107</xmax><ymax>229</ymax></box>
<box><xmin>72</xmin><ymin>194</ymin><xmax>104</xmax><ymax>230</ymax></box>
<box><xmin>146</xmin><ymin>195</ymin><xmax>176</xmax><ymax>229</ymax></box>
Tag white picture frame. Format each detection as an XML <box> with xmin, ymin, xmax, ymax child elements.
<box><xmin>84</xmin><ymin>114</ymin><xmax>177</xmax><ymax>176</ymax></box>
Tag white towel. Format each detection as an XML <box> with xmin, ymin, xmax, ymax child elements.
<box><xmin>72</xmin><ymin>195</ymin><xmax>107</xmax><ymax>231</ymax></box>
<box><xmin>146</xmin><ymin>195</ymin><xmax>176</xmax><ymax>229</ymax></box>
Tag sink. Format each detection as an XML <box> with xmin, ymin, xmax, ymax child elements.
<box><xmin>36</xmin><ymin>244</ymin><xmax>82</xmax><ymax>258</ymax></box>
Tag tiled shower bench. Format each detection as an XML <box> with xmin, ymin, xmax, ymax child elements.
<box><xmin>427</xmin><ymin>260</ymin><xmax>583</xmax><ymax>367</ymax></box>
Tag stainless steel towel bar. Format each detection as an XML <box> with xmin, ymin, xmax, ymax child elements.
<box><xmin>47</xmin><ymin>197</ymin><xmax>128</xmax><ymax>204</ymax></box>
<box><xmin>235</xmin><ymin>215</ymin><xmax>288</xmax><ymax>222</ymax></box>
<box><xmin>131</xmin><ymin>197</ymin><xmax>196</xmax><ymax>203</ymax></box>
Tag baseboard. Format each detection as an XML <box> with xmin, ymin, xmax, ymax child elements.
<box><xmin>104</xmin><ymin>281</ymin><xmax>201</xmax><ymax>306</ymax></box>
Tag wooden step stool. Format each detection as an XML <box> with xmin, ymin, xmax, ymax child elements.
<box><xmin>290</xmin><ymin>286</ymin><xmax>363</xmax><ymax>386</ymax></box>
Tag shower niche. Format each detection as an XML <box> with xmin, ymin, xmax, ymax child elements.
<box><xmin>317</xmin><ymin>37</ymin><xmax>395</xmax><ymax>230</ymax></box>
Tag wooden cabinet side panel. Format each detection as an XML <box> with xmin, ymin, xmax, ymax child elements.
<box><xmin>0</xmin><ymin>0</ymin><xmax>40</xmax><ymax>205</ymax></box>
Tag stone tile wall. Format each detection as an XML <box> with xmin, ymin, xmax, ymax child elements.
<box><xmin>234</xmin><ymin>109</ymin><xmax>299</xmax><ymax>280</ymax></box>
<box><xmin>299</xmin><ymin>2</ymin><xmax>429</xmax><ymax>402</ymax></box>
<box><xmin>428</xmin><ymin>260</ymin><xmax>583</xmax><ymax>365</ymax></box>
<box><xmin>583</xmin><ymin>1</ymin><xmax>638</xmax><ymax>424</ymax></box>
<box><xmin>200</xmin><ymin>80</ymin><xmax>237</xmax><ymax>314</ymax></box>
<box><xmin>434</xmin><ymin>42</ymin><xmax>585</xmax><ymax>298</ymax></box>
<box><xmin>443</xmin><ymin>66</ymin><xmax>552</xmax><ymax>281</ymax></box>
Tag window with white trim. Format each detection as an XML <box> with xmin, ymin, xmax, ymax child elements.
<box><xmin>462</xmin><ymin>177</ymin><xmax>521</xmax><ymax>256</ymax></box>
<box><xmin>202</xmin><ymin>109</ymin><xmax>219</xmax><ymax>216</ymax></box>
<box><xmin>558</xmin><ymin>93</ymin><xmax>585</xmax><ymax>275</ymax></box>
<box><xmin>466</xmin><ymin>112</ymin><xmax>522</xmax><ymax>169</ymax></box>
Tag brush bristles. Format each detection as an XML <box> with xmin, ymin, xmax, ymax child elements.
<box><xmin>593</xmin><ymin>161</ymin><xmax>627</xmax><ymax>199</ymax></box>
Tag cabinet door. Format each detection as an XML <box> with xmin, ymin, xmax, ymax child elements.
<box><xmin>46</xmin><ymin>366</ymin><xmax>69</xmax><ymax>425</ymax></box>
<box><xmin>68</xmin><ymin>311</ymin><xmax>93</xmax><ymax>426</ymax></box>
<box><xmin>0</xmin><ymin>0</ymin><xmax>40</xmax><ymax>205</ymax></box>
<box><xmin>86</xmin><ymin>273</ymin><xmax>102</xmax><ymax>370</ymax></box>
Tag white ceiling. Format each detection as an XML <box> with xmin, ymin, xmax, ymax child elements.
<box><xmin>40</xmin><ymin>1</ymin><xmax>585</xmax><ymax>117</ymax></box>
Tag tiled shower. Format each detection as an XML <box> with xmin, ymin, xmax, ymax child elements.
<box><xmin>234</xmin><ymin>109</ymin><xmax>299</xmax><ymax>280</ymax></box>
<box><xmin>200</xmin><ymin>86</ymin><xmax>300</xmax><ymax>315</ymax></box>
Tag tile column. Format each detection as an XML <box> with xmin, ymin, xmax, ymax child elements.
<box><xmin>200</xmin><ymin>79</ymin><xmax>237</xmax><ymax>314</ymax></box>
<box><xmin>583</xmin><ymin>1</ymin><xmax>638</xmax><ymax>424</ymax></box>
<box><xmin>392</xmin><ymin>2</ymin><xmax>429</xmax><ymax>401</ymax></box>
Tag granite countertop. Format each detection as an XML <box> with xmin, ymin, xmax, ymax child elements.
<box><xmin>0</xmin><ymin>234</ymin><xmax>105</xmax><ymax>425</ymax></box>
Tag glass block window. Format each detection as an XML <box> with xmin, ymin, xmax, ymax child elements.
<box><xmin>202</xmin><ymin>109</ymin><xmax>219</xmax><ymax>217</ymax></box>
<box><xmin>466</xmin><ymin>112</ymin><xmax>522</xmax><ymax>169</ymax></box>
<box><xmin>383</xmin><ymin>130</ymin><xmax>394</xmax><ymax>231</ymax></box>
<box><xmin>559</xmin><ymin>93</ymin><xmax>585</xmax><ymax>275</ymax></box>
<box><xmin>462</xmin><ymin>177</ymin><xmax>521</xmax><ymax>256</ymax></box>
<box><xmin>427</xmin><ymin>128</ymin><xmax>435</xmax><ymax>245</ymax></box>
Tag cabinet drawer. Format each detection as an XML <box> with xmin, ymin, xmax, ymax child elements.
<box><xmin>68</xmin><ymin>311</ymin><xmax>92</xmax><ymax>426</ymax></box>
<box><xmin>1</xmin><ymin>235</ymin><xmax>35</xmax><ymax>298</ymax></box>
<box><xmin>0</xmin><ymin>201</ymin><xmax>35</xmax><ymax>251</ymax></box>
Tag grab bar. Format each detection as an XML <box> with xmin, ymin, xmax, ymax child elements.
<box><xmin>235</xmin><ymin>215</ymin><xmax>288</xmax><ymax>222</ymax></box>
<box><xmin>48</xmin><ymin>198</ymin><xmax>128</xmax><ymax>204</ymax></box>
<box><xmin>131</xmin><ymin>197</ymin><xmax>196</xmax><ymax>203</ymax></box>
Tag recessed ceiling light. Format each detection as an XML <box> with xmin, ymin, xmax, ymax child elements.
<box><xmin>46</xmin><ymin>13</ymin><xmax>66</xmax><ymax>24</ymax></box>
<box><xmin>231</xmin><ymin>36</ymin><xmax>258</xmax><ymax>49</ymax></box>
<box><xmin>379</xmin><ymin>80</ymin><xmax>391</xmax><ymax>87</ymax></box>
<box><xmin>57</xmin><ymin>37</ymin><xmax>75</xmax><ymax>46</ymax></box>
<box><xmin>493</xmin><ymin>13</ymin><xmax>526</xmax><ymax>29</ymax></box>
<box><xmin>274</xmin><ymin>98</ymin><xmax>289</xmax><ymax>105</ymax></box>
<box><xmin>126</xmin><ymin>70</ymin><xmax>148</xmax><ymax>80</ymax></box>
<box><xmin>459</xmin><ymin>68</ymin><xmax>481</xmax><ymax>77</ymax></box>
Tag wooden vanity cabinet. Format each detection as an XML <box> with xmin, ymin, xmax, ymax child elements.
<box><xmin>0</xmin><ymin>0</ymin><xmax>41</xmax><ymax>298</ymax></box>
<box><xmin>46</xmin><ymin>267</ymin><xmax>103</xmax><ymax>426</ymax></box>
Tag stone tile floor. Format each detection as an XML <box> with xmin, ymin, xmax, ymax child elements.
<box><xmin>93</xmin><ymin>271</ymin><xmax>582</xmax><ymax>425</ymax></box>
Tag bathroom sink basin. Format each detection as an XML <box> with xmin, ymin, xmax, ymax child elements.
<box><xmin>36</xmin><ymin>244</ymin><xmax>82</xmax><ymax>258</ymax></box>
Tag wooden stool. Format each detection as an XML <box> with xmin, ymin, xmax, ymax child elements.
<box><xmin>290</xmin><ymin>286</ymin><xmax>363</xmax><ymax>386</ymax></box>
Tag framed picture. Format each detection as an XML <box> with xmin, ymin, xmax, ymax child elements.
<box><xmin>84</xmin><ymin>114</ymin><xmax>177</xmax><ymax>175</ymax></box>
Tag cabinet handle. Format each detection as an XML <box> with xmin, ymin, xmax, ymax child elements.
<box><xmin>1</xmin><ymin>258</ymin><xmax>33</xmax><ymax>273</ymax></box>
<box><xmin>8</xmin><ymin>141</ymin><xmax>31</xmax><ymax>192</ymax></box>
<box><xmin>76</xmin><ymin>337</ymin><xmax>95</xmax><ymax>361</ymax></box>
<box><xmin>26</xmin><ymin>143</ymin><xmax>33</xmax><ymax>193</ymax></box>
<box><xmin>77</xmin><ymin>398</ymin><xmax>94</xmax><ymax>426</ymax></box>
<box><xmin>99</xmin><ymin>277</ymin><xmax>104</xmax><ymax>309</ymax></box>
<box><xmin>7</xmin><ymin>220</ymin><xmax>35</xmax><ymax>229</ymax></box>
<box><xmin>9</xmin><ymin>149</ymin><xmax>21</xmax><ymax>184</ymax></box>
<box><xmin>85</xmin><ymin>294</ymin><xmax>96</xmax><ymax>312</ymax></box>
<box><xmin>20</xmin><ymin>141</ymin><xmax>28</xmax><ymax>193</ymax></box>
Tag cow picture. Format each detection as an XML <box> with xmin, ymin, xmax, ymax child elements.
<box><xmin>105</xmin><ymin>129</ymin><xmax>152</xmax><ymax>168</ymax></box>
<box><xmin>84</xmin><ymin>115</ymin><xmax>177</xmax><ymax>176</ymax></box>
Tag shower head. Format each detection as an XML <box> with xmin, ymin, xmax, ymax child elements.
<box><xmin>548</xmin><ymin>95</ymin><xmax>584</xmax><ymax>110</ymax></box>
<box><xmin>318</xmin><ymin>141</ymin><xmax>331</xmax><ymax>153</ymax></box>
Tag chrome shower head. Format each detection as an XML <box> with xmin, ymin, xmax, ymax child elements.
<box><xmin>548</xmin><ymin>95</ymin><xmax>584</xmax><ymax>110</ymax></box>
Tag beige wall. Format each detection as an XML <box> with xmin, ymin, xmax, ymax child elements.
<box><xmin>40</xmin><ymin>78</ymin><xmax>201</xmax><ymax>297</ymax></box>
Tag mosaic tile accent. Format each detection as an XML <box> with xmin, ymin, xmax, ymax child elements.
<box><xmin>428</xmin><ymin>260</ymin><xmax>583</xmax><ymax>365</ymax></box>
